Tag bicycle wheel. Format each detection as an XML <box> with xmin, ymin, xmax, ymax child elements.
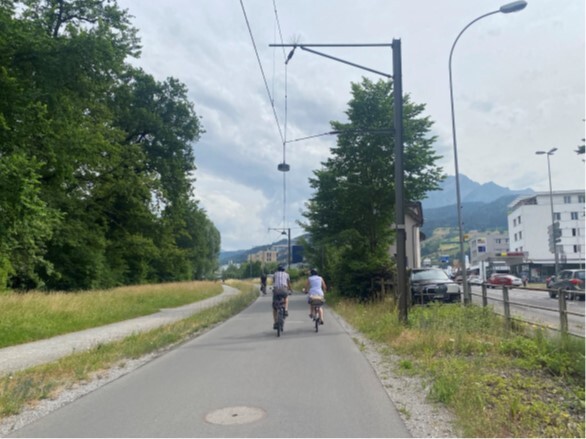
<box><xmin>276</xmin><ymin>308</ymin><xmax>283</xmax><ymax>337</ymax></box>
<box><xmin>314</xmin><ymin>306</ymin><xmax>319</xmax><ymax>333</ymax></box>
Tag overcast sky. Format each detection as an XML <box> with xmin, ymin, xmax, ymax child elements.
<box><xmin>117</xmin><ymin>0</ymin><xmax>585</xmax><ymax>251</ymax></box>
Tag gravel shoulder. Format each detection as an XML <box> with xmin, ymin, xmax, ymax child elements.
<box><xmin>0</xmin><ymin>301</ymin><xmax>459</xmax><ymax>438</ymax></box>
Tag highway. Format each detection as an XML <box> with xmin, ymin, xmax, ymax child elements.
<box><xmin>469</xmin><ymin>285</ymin><xmax>585</xmax><ymax>337</ymax></box>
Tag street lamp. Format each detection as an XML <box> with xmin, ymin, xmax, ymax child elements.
<box><xmin>448</xmin><ymin>0</ymin><xmax>527</xmax><ymax>304</ymax></box>
<box><xmin>536</xmin><ymin>148</ymin><xmax>559</xmax><ymax>276</ymax></box>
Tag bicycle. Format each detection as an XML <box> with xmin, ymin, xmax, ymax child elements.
<box><xmin>273</xmin><ymin>292</ymin><xmax>288</xmax><ymax>337</ymax></box>
<box><xmin>309</xmin><ymin>297</ymin><xmax>325</xmax><ymax>333</ymax></box>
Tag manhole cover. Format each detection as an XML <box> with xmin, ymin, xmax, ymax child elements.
<box><xmin>205</xmin><ymin>406</ymin><xmax>266</xmax><ymax>425</ymax></box>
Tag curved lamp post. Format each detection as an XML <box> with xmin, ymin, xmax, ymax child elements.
<box><xmin>536</xmin><ymin>148</ymin><xmax>559</xmax><ymax>276</ymax></box>
<box><xmin>448</xmin><ymin>0</ymin><xmax>527</xmax><ymax>304</ymax></box>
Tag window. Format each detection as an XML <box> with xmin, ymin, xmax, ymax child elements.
<box><xmin>513</xmin><ymin>218</ymin><xmax>517</xmax><ymax>227</ymax></box>
<box><xmin>554</xmin><ymin>212</ymin><xmax>561</xmax><ymax>220</ymax></box>
<box><xmin>572</xmin><ymin>228</ymin><xmax>580</xmax><ymax>237</ymax></box>
<box><xmin>564</xmin><ymin>195</ymin><xmax>572</xmax><ymax>204</ymax></box>
<box><xmin>495</xmin><ymin>239</ymin><xmax>501</xmax><ymax>244</ymax></box>
<box><xmin>519</xmin><ymin>231</ymin><xmax>523</xmax><ymax>240</ymax></box>
<box><xmin>514</xmin><ymin>233</ymin><xmax>518</xmax><ymax>241</ymax></box>
<box><xmin>571</xmin><ymin>212</ymin><xmax>579</xmax><ymax>220</ymax></box>
<box><xmin>579</xmin><ymin>195</ymin><xmax>585</xmax><ymax>203</ymax></box>
<box><xmin>574</xmin><ymin>245</ymin><xmax>582</xmax><ymax>254</ymax></box>
<box><xmin>518</xmin><ymin>216</ymin><xmax>522</xmax><ymax>224</ymax></box>
<box><xmin>478</xmin><ymin>246</ymin><xmax>486</xmax><ymax>253</ymax></box>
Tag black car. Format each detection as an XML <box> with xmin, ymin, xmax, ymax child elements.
<box><xmin>410</xmin><ymin>268</ymin><xmax>461</xmax><ymax>304</ymax></box>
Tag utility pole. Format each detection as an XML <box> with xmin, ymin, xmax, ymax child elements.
<box><xmin>392</xmin><ymin>39</ymin><xmax>408</xmax><ymax>324</ymax></box>
<box><xmin>270</xmin><ymin>40</ymin><xmax>409</xmax><ymax>323</ymax></box>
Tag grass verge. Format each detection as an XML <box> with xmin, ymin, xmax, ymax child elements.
<box><xmin>331</xmin><ymin>294</ymin><xmax>585</xmax><ymax>438</ymax></box>
<box><xmin>0</xmin><ymin>281</ymin><xmax>223</xmax><ymax>348</ymax></box>
<box><xmin>0</xmin><ymin>280</ymin><xmax>257</xmax><ymax>419</ymax></box>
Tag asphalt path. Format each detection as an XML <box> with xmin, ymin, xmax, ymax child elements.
<box><xmin>9</xmin><ymin>293</ymin><xmax>410</xmax><ymax>438</ymax></box>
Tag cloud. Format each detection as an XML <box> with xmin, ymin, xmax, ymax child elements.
<box><xmin>119</xmin><ymin>0</ymin><xmax>585</xmax><ymax>251</ymax></box>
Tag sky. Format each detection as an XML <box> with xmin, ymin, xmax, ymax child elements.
<box><xmin>116</xmin><ymin>0</ymin><xmax>585</xmax><ymax>251</ymax></box>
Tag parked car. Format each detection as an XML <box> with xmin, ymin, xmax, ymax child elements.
<box><xmin>410</xmin><ymin>268</ymin><xmax>461</xmax><ymax>304</ymax></box>
<box><xmin>487</xmin><ymin>274</ymin><xmax>523</xmax><ymax>288</ymax></box>
<box><xmin>548</xmin><ymin>269</ymin><xmax>585</xmax><ymax>300</ymax></box>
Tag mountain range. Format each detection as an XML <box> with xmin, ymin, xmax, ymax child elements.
<box><xmin>420</xmin><ymin>175</ymin><xmax>534</xmax><ymax>237</ymax></box>
<box><xmin>421</xmin><ymin>175</ymin><xmax>533</xmax><ymax>210</ymax></box>
<box><xmin>219</xmin><ymin>175</ymin><xmax>535</xmax><ymax>264</ymax></box>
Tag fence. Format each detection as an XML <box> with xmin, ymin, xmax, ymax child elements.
<box><xmin>471</xmin><ymin>284</ymin><xmax>585</xmax><ymax>338</ymax></box>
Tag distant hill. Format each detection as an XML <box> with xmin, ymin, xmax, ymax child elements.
<box><xmin>422</xmin><ymin>175</ymin><xmax>533</xmax><ymax>210</ymax></box>
<box><xmin>420</xmin><ymin>175</ymin><xmax>534</xmax><ymax>236</ymax></box>
<box><xmin>220</xmin><ymin>176</ymin><xmax>534</xmax><ymax>264</ymax></box>
<box><xmin>421</xmin><ymin>194</ymin><xmax>519</xmax><ymax>238</ymax></box>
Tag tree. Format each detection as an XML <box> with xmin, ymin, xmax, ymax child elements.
<box><xmin>0</xmin><ymin>0</ymin><xmax>219</xmax><ymax>290</ymax></box>
<box><xmin>301</xmin><ymin>78</ymin><xmax>443</xmax><ymax>298</ymax></box>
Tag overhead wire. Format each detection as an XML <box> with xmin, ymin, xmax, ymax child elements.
<box><xmin>272</xmin><ymin>0</ymin><xmax>289</xmax><ymax>230</ymax></box>
<box><xmin>239</xmin><ymin>0</ymin><xmax>285</xmax><ymax>145</ymax></box>
<box><xmin>240</xmin><ymin>0</ymin><xmax>291</xmax><ymax>233</ymax></box>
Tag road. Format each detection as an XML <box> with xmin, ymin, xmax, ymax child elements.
<box><xmin>469</xmin><ymin>285</ymin><xmax>585</xmax><ymax>337</ymax></box>
<box><xmin>8</xmin><ymin>293</ymin><xmax>410</xmax><ymax>438</ymax></box>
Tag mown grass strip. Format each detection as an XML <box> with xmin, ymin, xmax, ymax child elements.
<box><xmin>331</xmin><ymin>295</ymin><xmax>585</xmax><ymax>438</ymax></box>
<box><xmin>0</xmin><ymin>281</ymin><xmax>257</xmax><ymax>419</ymax></box>
<box><xmin>0</xmin><ymin>281</ymin><xmax>223</xmax><ymax>348</ymax></box>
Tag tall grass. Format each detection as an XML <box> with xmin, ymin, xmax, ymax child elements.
<box><xmin>0</xmin><ymin>281</ymin><xmax>222</xmax><ymax>348</ymax></box>
<box><xmin>0</xmin><ymin>281</ymin><xmax>257</xmax><ymax>418</ymax></box>
<box><xmin>332</xmin><ymin>294</ymin><xmax>585</xmax><ymax>438</ymax></box>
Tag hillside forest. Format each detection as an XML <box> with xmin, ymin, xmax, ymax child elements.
<box><xmin>0</xmin><ymin>0</ymin><xmax>220</xmax><ymax>291</ymax></box>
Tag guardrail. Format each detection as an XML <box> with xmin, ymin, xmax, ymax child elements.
<box><xmin>471</xmin><ymin>284</ymin><xmax>585</xmax><ymax>338</ymax></box>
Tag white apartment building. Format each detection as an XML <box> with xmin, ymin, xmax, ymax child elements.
<box><xmin>507</xmin><ymin>190</ymin><xmax>585</xmax><ymax>276</ymax></box>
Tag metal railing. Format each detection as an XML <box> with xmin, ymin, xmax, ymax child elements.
<box><xmin>471</xmin><ymin>284</ymin><xmax>585</xmax><ymax>338</ymax></box>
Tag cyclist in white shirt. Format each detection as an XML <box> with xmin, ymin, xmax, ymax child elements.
<box><xmin>305</xmin><ymin>268</ymin><xmax>327</xmax><ymax>324</ymax></box>
<box><xmin>272</xmin><ymin>265</ymin><xmax>292</xmax><ymax>329</ymax></box>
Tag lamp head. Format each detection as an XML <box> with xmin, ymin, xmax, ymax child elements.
<box><xmin>500</xmin><ymin>0</ymin><xmax>527</xmax><ymax>13</ymax></box>
<box><xmin>535</xmin><ymin>151</ymin><xmax>546</xmax><ymax>155</ymax></box>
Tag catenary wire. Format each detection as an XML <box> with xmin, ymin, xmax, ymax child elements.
<box><xmin>239</xmin><ymin>0</ymin><xmax>285</xmax><ymax>145</ymax></box>
<box><xmin>272</xmin><ymin>0</ymin><xmax>289</xmax><ymax>229</ymax></box>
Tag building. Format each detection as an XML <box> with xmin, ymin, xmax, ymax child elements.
<box><xmin>469</xmin><ymin>232</ymin><xmax>510</xmax><ymax>265</ymax></box>
<box><xmin>388</xmin><ymin>202</ymin><xmax>424</xmax><ymax>269</ymax></box>
<box><xmin>507</xmin><ymin>190</ymin><xmax>585</xmax><ymax>279</ymax></box>
<box><xmin>247</xmin><ymin>249</ymin><xmax>278</xmax><ymax>264</ymax></box>
<box><xmin>468</xmin><ymin>232</ymin><xmax>512</xmax><ymax>279</ymax></box>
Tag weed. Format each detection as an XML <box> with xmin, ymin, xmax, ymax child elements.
<box><xmin>0</xmin><ymin>282</ymin><xmax>257</xmax><ymax>419</ymax></box>
<box><xmin>330</xmin><ymin>291</ymin><xmax>585</xmax><ymax>438</ymax></box>
<box><xmin>0</xmin><ymin>281</ymin><xmax>223</xmax><ymax>348</ymax></box>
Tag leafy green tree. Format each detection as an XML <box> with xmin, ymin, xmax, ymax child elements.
<box><xmin>0</xmin><ymin>0</ymin><xmax>220</xmax><ymax>290</ymax></box>
<box><xmin>301</xmin><ymin>78</ymin><xmax>443</xmax><ymax>298</ymax></box>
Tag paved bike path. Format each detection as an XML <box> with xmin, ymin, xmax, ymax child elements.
<box><xmin>0</xmin><ymin>285</ymin><xmax>241</xmax><ymax>375</ymax></box>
